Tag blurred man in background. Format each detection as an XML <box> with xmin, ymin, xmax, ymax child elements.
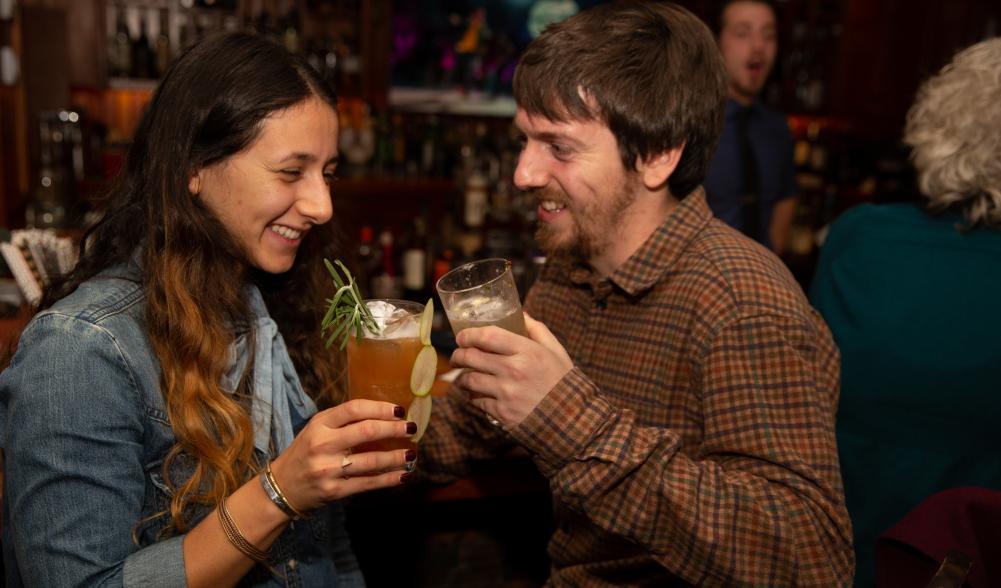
<box><xmin>704</xmin><ymin>0</ymin><xmax>798</xmax><ymax>254</ymax></box>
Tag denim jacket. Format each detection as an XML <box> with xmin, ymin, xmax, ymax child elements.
<box><xmin>0</xmin><ymin>262</ymin><xmax>365</xmax><ymax>587</ymax></box>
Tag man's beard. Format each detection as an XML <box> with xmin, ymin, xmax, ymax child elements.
<box><xmin>532</xmin><ymin>175</ymin><xmax>637</xmax><ymax>260</ymax></box>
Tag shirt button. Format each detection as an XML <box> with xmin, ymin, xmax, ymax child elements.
<box><xmin>287</xmin><ymin>559</ymin><xmax>297</xmax><ymax>570</ymax></box>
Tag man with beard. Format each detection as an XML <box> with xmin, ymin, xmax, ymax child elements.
<box><xmin>421</xmin><ymin>2</ymin><xmax>853</xmax><ymax>585</ymax></box>
<box><xmin>704</xmin><ymin>0</ymin><xmax>799</xmax><ymax>254</ymax></box>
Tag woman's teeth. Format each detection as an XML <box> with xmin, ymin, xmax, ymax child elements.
<box><xmin>541</xmin><ymin>200</ymin><xmax>565</xmax><ymax>212</ymax></box>
<box><xmin>270</xmin><ymin>225</ymin><xmax>302</xmax><ymax>240</ymax></box>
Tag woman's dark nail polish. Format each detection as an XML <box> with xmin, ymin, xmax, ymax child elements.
<box><xmin>400</xmin><ymin>472</ymin><xmax>412</xmax><ymax>483</ymax></box>
<box><xmin>393</xmin><ymin>405</ymin><xmax>405</xmax><ymax>419</ymax></box>
<box><xmin>405</xmin><ymin>421</ymin><xmax>417</xmax><ymax>435</ymax></box>
<box><xmin>405</xmin><ymin>449</ymin><xmax>417</xmax><ymax>462</ymax></box>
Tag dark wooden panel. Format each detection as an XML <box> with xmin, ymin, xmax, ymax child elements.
<box><xmin>830</xmin><ymin>0</ymin><xmax>1001</xmax><ymax>136</ymax></box>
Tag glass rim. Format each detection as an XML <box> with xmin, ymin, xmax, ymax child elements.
<box><xmin>361</xmin><ymin>298</ymin><xmax>424</xmax><ymax>319</ymax></box>
<box><xmin>435</xmin><ymin>258</ymin><xmax>513</xmax><ymax>295</ymax></box>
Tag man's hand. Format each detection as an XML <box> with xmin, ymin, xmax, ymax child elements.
<box><xmin>450</xmin><ymin>313</ymin><xmax>573</xmax><ymax>428</ymax></box>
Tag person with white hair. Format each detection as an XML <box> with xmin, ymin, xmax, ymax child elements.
<box><xmin>810</xmin><ymin>37</ymin><xmax>1001</xmax><ymax>587</ymax></box>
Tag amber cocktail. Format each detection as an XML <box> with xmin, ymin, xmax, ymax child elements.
<box><xmin>347</xmin><ymin>299</ymin><xmax>424</xmax><ymax>453</ymax></box>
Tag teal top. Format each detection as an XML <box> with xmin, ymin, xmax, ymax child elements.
<box><xmin>810</xmin><ymin>202</ymin><xmax>1001</xmax><ymax>587</ymax></box>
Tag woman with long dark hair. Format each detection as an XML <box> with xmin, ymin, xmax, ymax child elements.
<box><xmin>0</xmin><ymin>32</ymin><xmax>414</xmax><ymax>587</ymax></box>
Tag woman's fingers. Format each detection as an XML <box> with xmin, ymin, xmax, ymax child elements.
<box><xmin>341</xmin><ymin>447</ymin><xmax>416</xmax><ymax>478</ymax></box>
<box><xmin>316</xmin><ymin>398</ymin><xmax>406</xmax><ymax>429</ymax></box>
<box><xmin>275</xmin><ymin>402</ymin><xmax>420</xmax><ymax>509</ymax></box>
<box><xmin>336</xmin><ymin>470</ymin><xmax>413</xmax><ymax>498</ymax></box>
<box><xmin>315</xmin><ymin>448</ymin><xmax>417</xmax><ymax>501</ymax></box>
<box><xmin>333</xmin><ymin>418</ymin><xmax>417</xmax><ymax>449</ymax></box>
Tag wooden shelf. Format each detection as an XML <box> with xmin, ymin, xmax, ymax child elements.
<box><xmin>389</xmin><ymin>87</ymin><xmax>517</xmax><ymax>118</ymax></box>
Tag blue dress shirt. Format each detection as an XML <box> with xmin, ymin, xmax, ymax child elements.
<box><xmin>703</xmin><ymin>99</ymin><xmax>797</xmax><ymax>249</ymax></box>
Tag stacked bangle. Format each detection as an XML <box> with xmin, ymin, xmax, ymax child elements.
<box><xmin>261</xmin><ymin>461</ymin><xmax>308</xmax><ymax>521</ymax></box>
<box><xmin>218</xmin><ymin>498</ymin><xmax>271</xmax><ymax>564</ymax></box>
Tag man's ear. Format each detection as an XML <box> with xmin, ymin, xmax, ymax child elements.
<box><xmin>188</xmin><ymin>171</ymin><xmax>202</xmax><ymax>196</ymax></box>
<box><xmin>637</xmin><ymin>143</ymin><xmax>684</xmax><ymax>191</ymax></box>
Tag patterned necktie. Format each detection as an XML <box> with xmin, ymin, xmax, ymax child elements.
<box><xmin>735</xmin><ymin>107</ymin><xmax>761</xmax><ymax>241</ymax></box>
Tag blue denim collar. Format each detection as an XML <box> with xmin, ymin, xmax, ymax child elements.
<box><xmin>226</xmin><ymin>284</ymin><xmax>317</xmax><ymax>455</ymax></box>
<box><xmin>111</xmin><ymin>254</ymin><xmax>315</xmax><ymax>454</ymax></box>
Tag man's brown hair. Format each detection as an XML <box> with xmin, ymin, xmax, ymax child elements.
<box><xmin>513</xmin><ymin>1</ymin><xmax>727</xmax><ymax>198</ymax></box>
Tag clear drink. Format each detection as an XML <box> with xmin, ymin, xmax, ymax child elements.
<box><xmin>346</xmin><ymin>299</ymin><xmax>423</xmax><ymax>453</ymax></box>
<box><xmin>446</xmin><ymin>295</ymin><xmax>528</xmax><ymax>336</ymax></box>
<box><xmin>436</xmin><ymin>258</ymin><xmax>527</xmax><ymax>337</ymax></box>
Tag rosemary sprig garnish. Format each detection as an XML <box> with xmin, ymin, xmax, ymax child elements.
<box><xmin>321</xmin><ymin>259</ymin><xmax>380</xmax><ymax>350</ymax></box>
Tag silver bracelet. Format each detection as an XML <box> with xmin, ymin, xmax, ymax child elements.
<box><xmin>260</xmin><ymin>470</ymin><xmax>302</xmax><ymax>521</ymax></box>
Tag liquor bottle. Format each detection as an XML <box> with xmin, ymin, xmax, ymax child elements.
<box><xmin>321</xmin><ymin>35</ymin><xmax>338</xmax><ymax>85</ymax></box>
<box><xmin>355</xmin><ymin>225</ymin><xmax>378</xmax><ymax>298</ymax></box>
<box><xmin>131</xmin><ymin>9</ymin><xmax>154</xmax><ymax>79</ymax></box>
<box><xmin>341</xmin><ymin>102</ymin><xmax>375</xmax><ymax>171</ymax></box>
<box><xmin>482</xmin><ymin>177</ymin><xmax>520</xmax><ymax>260</ymax></box>
<box><xmin>420</xmin><ymin>114</ymin><xmax>440</xmax><ymax>176</ymax></box>
<box><xmin>787</xmin><ymin>198</ymin><xmax>817</xmax><ymax>258</ymax></box>
<box><xmin>370</xmin><ymin>229</ymin><xmax>402</xmax><ymax>300</ymax></box>
<box><xmin>430</xmin><ymin>246</ymin><xmax>454</xmax><ymax>332</ymax></box>
<box><xmin>390</xmin><ymin>113</ymin><xmax>407</xmax><ymax>175</ymax></box>
<box><xmin>155</xmin><ymin>8</ymin><xmax>171</xmax><ymax>78</ymax></box>
<box><xmin>337</xmin><ymin>36</ymin><xmax>363</xmax><ymax>96</ymax></box>
<box><xmin>402</xmin><ymin>217</ymin><xmax>430</xmax><ymax>301</ymax></box>
<box><xmin>255</xmin><ymin>6</ymin><xmax>275</xmax><ymax>38</ymax></box>
<box><xmin>243</xmin><ymin>6</ymin><xmax>258</xmax><ymax>35</ymax></box>
<box><xmin>105</xmin><ymin>4</ymin><xmax>122</xmax><ymax>77</ymax></box>
<box><xmin>463</xmin><ymin>170</ymin><xmax>488</xmax><ymax>229</ymax></box>
<box><xmin>281</xmin><ymin>5</ymin><xmax>300</xmax><ymax>54</ymax></box>
<box><xmin>177</xmin><ymin>12</ymin><xmax>192</xmax><ymax>52</ymax></box>
<box><xmin>453</xmin><ymin>170</ymin><xmax>487</xmax><ymax>261</ymax></box>
<box><xmin>370</xmin><ymin>110</ymin><xmax>391</xmax><ymax>174</ymax></box>
<box><xmin>113</xmin><ymin>4</ymin><xmax>132</xmax><ymax>78</ymax></box>
<box><xmin>26</xmin><ymin>116</ymin><xmax>68</xmax><ymax>229</ymax></box>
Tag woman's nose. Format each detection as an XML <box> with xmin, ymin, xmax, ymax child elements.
<box><xmin>299</xmin><ymin>175</ymin><xmax>334</xmax><ymax>225</ymax></box>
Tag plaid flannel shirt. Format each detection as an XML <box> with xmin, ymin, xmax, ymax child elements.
<box><xmin>423</xmin><ymin>189</ymin><xmax>854</xmax><ymax>587</ymax></box>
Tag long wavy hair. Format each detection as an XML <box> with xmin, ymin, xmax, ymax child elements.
<box><xmin>904</xmin><ymin>38</ymin><xmax>1001</xmax><ymax>229</ymax></box>
<box><xmin>38</xmin><ymin>31</ymin><xmax>345</xmax><ymax>534</ymax></box>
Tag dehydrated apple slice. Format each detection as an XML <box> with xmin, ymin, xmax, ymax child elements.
<box><xmin>407</xmin><ymin>394</ymin><xmax>432</xmax><ymax>443</ymax></box>
<box><xmin>409</xmin><ymin>345</ymin><xmax>437</xmax><ymax>397</ymax></box>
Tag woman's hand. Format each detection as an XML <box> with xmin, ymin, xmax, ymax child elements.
<box><xmin>268</xmin><ymin>399</ymin><xmax>416</xmax><ymax>512</ymax></box>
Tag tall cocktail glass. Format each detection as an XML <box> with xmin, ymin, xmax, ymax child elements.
<box><xmin>346</xmin><ymin>299</ymin><xmax>424</xmax><ymax>453</ymax></box>
<box><xmin>436</xmin><ymin>258</ymin><xmax>528</xmax><ymax>337</ymax></box>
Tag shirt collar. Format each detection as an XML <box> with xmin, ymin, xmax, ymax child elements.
<box><xmin>726</xmin><ymin>98</ymin><xmax>764</xmax><ymax>118</ymax></box>
<box><xmin>547</xmin><ymin>187</ymin><xmax>715</xmax><ymax>297</ymax></box>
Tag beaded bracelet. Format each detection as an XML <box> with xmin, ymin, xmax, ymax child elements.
<box><xmin>218</xmin><ymin>498</ymin><xmax>271</xmax><ymax>564</ymax></box>
<box><xmin>261</xmin><ymin>461</ymin><xmax>308</xmax><ymax>521</ymax></box>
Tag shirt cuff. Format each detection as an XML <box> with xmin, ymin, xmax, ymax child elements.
<box><xmin>508</xmin><ymin>367</ymin><xmax>616</xmax><ymax>477</ymax></box>
<box><xmin>123</xmin><ymin>536</ymin><xmax>187</xmax><ymax>588</ymax></box>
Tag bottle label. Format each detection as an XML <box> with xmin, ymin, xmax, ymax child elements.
<box><xmin>464</xmin><ymin>187</ymin><xmax>488</xmax><ymax>227</ymax></box>
<box><xmin>403</xmin><ymin>250</ymin><xmax>426</xmax><ymax>291</ymax></box>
